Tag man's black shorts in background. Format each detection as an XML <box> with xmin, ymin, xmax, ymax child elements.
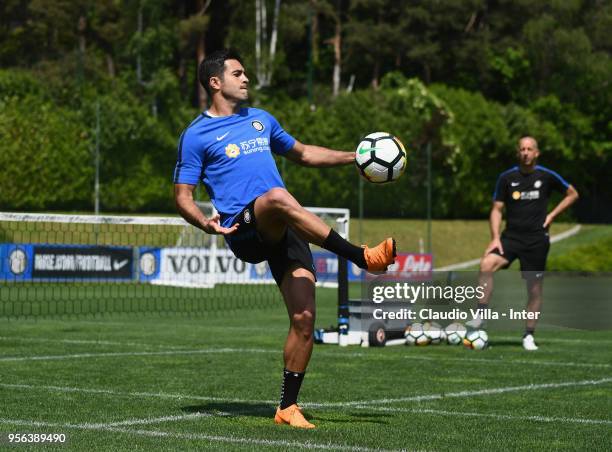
<box><xmin>490</xmin><ymin>231</ymin><xmax>550</xmax><ymax>279</ymax></box>
<box><xmin>224</xmin><ymin>198</ymin><xmax>316</xmax><ymax>286</ymax></box>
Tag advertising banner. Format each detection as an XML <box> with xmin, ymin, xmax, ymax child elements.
<box><xmin>0</xmin><ymin>244</ymin><xmax>134</xmax><ymax>281</ymax></box>
<box><xmin>138</xmin><ymin>247</ymin><xmax>266</xmax><ymax>286</ymax></box>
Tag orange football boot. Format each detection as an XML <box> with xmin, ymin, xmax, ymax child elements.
<box><xmin>274</xmin><ymin>404</ymin><xmax>315</xmax><ymax>429</ymax></box>
<box><xmin>363</xmin><ymin>238</ymin><xmax>396</xmax><ymax>272</ymax></box>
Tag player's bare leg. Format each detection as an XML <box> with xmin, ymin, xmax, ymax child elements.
<box><xmin>274</xmin><ymin>264</ymin><xmax>316</xmax><ymax>429</ymax></box>
<box><xmin>254</xmin><ymin>188</ymin><xmax>329</xmax><ymax>245</ymax></box>
<box><xmin>254</xmin><ymin>188</ymin><xmax>395</xmax><ymax>271</ymax></box>
<box><xmin>281</xmin><ymin>265</ymin><xmax>315</xmax><ymax>372</ymax></box>
<box><xmin>478</xmin><ymin>253</ymin><xmax>509</xmax><ymax>304</ymax></box>
<box><xmin>523</xmin><ymin>278</ymin><xmax>543</xmax><ymax>350</ymax></box>
<box><xmin>467</xmin><ymin>253</ymin><xmax>509</xmax><ymax>328</ymax></box>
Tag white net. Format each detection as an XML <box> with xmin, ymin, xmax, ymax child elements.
<box><xmin>0</xmin><ymin>207</ymin><xmax>349</xmax><ymax>317</ymax></box>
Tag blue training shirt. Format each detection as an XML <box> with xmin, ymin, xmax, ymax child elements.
<box><xmin>173</xmin><ymin>107</ymin><xmax>296</xmax><ymax>227</ymax></box>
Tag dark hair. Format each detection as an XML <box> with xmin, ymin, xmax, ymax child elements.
<box><xmin>199</xmin><ymin>49</ymin><xmax>243</xmax><ymax>97</ymax></box>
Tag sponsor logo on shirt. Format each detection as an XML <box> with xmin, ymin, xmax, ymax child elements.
<box><xmin>514</xmin><ymin>190</ymin><xmax>540</xmax><ymax>200</ymax></box>
<box><xmin>240</xmin><ymin>137</ymin><xmax>270</xmax><ymax>155</ymax></box>
<box><xmin>534</xmin><ymin>180</ymin><xmax>542</xmax><ymax>188</ymax></box>
<box><xmin>521</xmin><ymin>190</ymin><xmax>540</xmax><ymax>201</ymax></box>
<box><xmin>225</xmin><ymin>143</ymin><xmax>240</xmax><ymax>158</ymax></box>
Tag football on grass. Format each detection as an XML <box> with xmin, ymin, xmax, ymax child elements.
<box><xmin>405</xmin><ymin>322</ymin><xmax>430</xmax><ymax>346</ymax></box>
<box><xmin>423</xmin><ymin>321</ymin><xmax>446</xmax><ymax>345</ymax></box>
<box><xmin>463</xmin><ymin>329</ymin><xmax>489</xmax><ymax>350</ymax></box>
<box><xmin>445</xmin><ymin>322</ymin><xmax>467</xmax><ymax>345</ymax></box>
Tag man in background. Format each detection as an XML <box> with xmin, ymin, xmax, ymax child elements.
<box><xmin>469</xmin><ymin>136</ymin><xmax>578</xmax><ymax>350</ymax></box>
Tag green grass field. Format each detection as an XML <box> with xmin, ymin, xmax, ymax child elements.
<box><xmin>1</xmin><ymin>286</ymin><xmax>611</xmax><ymax>451</ymax></box>
<box><xmin>350</xmin><ymin>220</ymin><xmax>579</xmax><ymax>267</ymax></box>
<box><xmin>1</xmin><ymin>219</ymin><xmax>611</xmax><ymax>450</ymax></box>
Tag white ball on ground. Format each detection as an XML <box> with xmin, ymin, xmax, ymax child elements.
<box><xmin>404</xmin><ymin>322</ymin><xmax>430</xmax><ymax>346</ymax></box>
<box><xmin>423</xmin><ymin>321</ymin><xmax>446</xmax><ymax>345</ymax></box>
<box><xmin>445</xmin><ymin>322</ymin><xmax>467</xmax><ymax>345</ymax></box>
<box><xmin>463</xmin><ymin>329</ymin><xmax>489</xmax><ymax>350</ymax></box>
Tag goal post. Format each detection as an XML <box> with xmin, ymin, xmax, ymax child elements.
<box><xmin>0</xmin><ymin>206</ymin><xmax>351</xmax><ymax>318</ymax></box>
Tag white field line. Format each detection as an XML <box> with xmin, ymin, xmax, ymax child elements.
<box><xmin>352</xmin><ymin>405</ymin><xmax>612</xmax><ymax>426</ymax></box>
<box><xmin>1</xmin><ymin>346</ymin><xmax>609</xmax><ymax>369</ymax></box>
<box><xmin>2</xmin><ymin>329</ymin><xmax>609</xmax><ymax>355</ymax></box>
<box><xmin>550</xmin><ymin>225</ymin><xmax>583</xmax><ymax>243</ymax></box>
<box><xmin>0</xmin><ymin>336</ymin><xmax>187</xmax><ymax>350</ymax></box>
<box><xmin>395</xmin><ymin>355</ymin><xmax>612</xmax><ymax>369</ymax></box>
<box><xmin>437</xmin><ymin>225</ymin><xmax>582</xmax><ymax>270</ymax></box>
<box><xmin>0</xmin><ymin>383</ymin><xmax>277</xmax><ymax>406</ymax></box>
<box><xmin>317</xmin><ymin>377</ymin><xmax>612</xmax><ymax>407</ymax></box>
<box><xmin>3</xmin><ymin>378</ymin><xmax>611</xmax><ymax>410</ymax></box>
<box><xmin>0</xmin><ymin>348</ymin><xmax>277</xmax><ymax>362</ymax></box>
<box><xmin>97</xmin><ymin>412</ymin><xmax>229</xmax><ymax>428</ymax></box>
<box><xmin>0</xmin><ymin>418</ymin><xmax>398</xmax><ymax>452</ymax></box>
<box><xmin>493</xmin><ymin>335</ymin><xmax>612</xmax><ymax>345</ymax></box>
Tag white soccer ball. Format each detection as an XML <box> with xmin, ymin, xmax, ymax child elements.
<box><xmin>445</xmin><ymin>322</ymin><xmax>467</xmax><ymax>345</ymax></box>
<box><xmin>423</xmin><ymin>321</ymin><xmax>446</xmax><ymax>345</ymax></box>
<box><xmin>463</xmin><ymin>329</ymin><xmax>489</xmax><ymax>350</ymax></box>
<box><xmin>355</xmin><ymin>132</ymin><xmax>407</xmax><ymax>184</ymax></box>
<box><xmin>404</xmin><ymin>322</ymin><xmax>430</xmax><ymax>346</ymax></box>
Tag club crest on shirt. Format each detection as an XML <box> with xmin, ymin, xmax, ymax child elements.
<box><xmin>225</xmin><ymin>143</ymin><xmax>240</xmax><ymax>158</ymax></box>
<box><xmin>251</xmin><ymin>120</ymin><xmax>265</xmax><ymax>132</ymax></box>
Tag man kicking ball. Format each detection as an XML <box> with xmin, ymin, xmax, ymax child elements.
<box><xmin>173</xmin><ymin>49</ymin><xmax>396</xmax><ymax>428</ymax></box>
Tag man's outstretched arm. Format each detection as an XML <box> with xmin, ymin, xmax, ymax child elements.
<box><xmin>543</xmin><ymin>185</ymin><xmax>579</xmax><ymax>228</ymax></box>
<box><xmin>174</xmin><ymin>183</ymin><xmax>238</xmax><ymax>235</ymax></box>
<box><xmin>285</xmin><ymin>140</ymin><xmax>355</xmax><ymax>168</ymax></box>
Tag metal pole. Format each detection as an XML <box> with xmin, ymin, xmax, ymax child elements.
<box><xmin>94</xmin><ymin>100</ymin><xmax>100</xmax><ymax>215</ymax></box>
<box><xmin>426</xmin><ymin>141</ymin><xmax>432</xmax><ymax>254</ymax></box>
<box><xmin>358</xmin><ymin>176</ymin><xmax>364</xmax><ymax>245</ymax></box>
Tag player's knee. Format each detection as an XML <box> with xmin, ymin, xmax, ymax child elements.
<box><xmin>291</xmin><ymin>310</ymin><xmax>315</xmax><ymax>339</ymax></box>
<box><xmin>480</xmin><ymin>257</ymin><xmax>498</xmax><ymax>273</ymax></box>
<box><xmin>265</xmin><ymin>188</ymin><xmax>297</xmax><ymax>213</ymax></box>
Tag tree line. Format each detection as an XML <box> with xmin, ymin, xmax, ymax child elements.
<box><xmin>0</xmin><ymin>0</ymin><xmax>610</xmax><ymax>221</ymax></box>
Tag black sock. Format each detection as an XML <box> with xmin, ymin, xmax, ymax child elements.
<box><xmin>322</xmin><ymin>229</ymin><xmax>367</xmax><ymax>269</ymax></box>
<box><xmin>280</xmin><ymin>369</ymin><xmax>305</xmax><ymax>409</ymax></box>
<box><xmin>523</xmin><ymin>329</ymin><xmax>535</xmax><ymax>338</ymax></box>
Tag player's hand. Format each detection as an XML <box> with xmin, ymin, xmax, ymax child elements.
<box><xmin>485</xmin><ymin>238</ymin><xmax>503</xmax><ymax>255</ymax></box>
<box><xmin>543</xmin><ymin>213</ymin><xmax>554</xmax><ymax>229</ymax></box>
<box><xmin>202</xmin><ymin>214</ymin><xmax>239</xmax><ymax>236</ymax></box>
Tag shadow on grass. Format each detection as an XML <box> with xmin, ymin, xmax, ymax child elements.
<box><xmin>182</xmin><ymin>403</ymin><xmax>388</xmax><ymax>424</ymax></box>
<box><xmin>182</xmin><ymin>402</ymin><xmax>271</xmax><ymax>418</ymax></box>
<box><xmin>489</xmin><ymin>339</ymin><xmax>522</xmax><ymax>348</ymax></box>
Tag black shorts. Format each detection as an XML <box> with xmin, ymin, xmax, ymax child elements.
<box><xmin>490</xmin><ymin>232</ymin><xmax>550</xmax><ymax>280</ymax></box>
<box><xmin>224</xmin><ymin>198</ymin><xmax>316</xmax><ymax>286</ymax></box>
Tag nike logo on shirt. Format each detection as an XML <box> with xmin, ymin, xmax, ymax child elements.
<box><xmin>511</xmin><ymin>182</ymin><xmax>520</xmax><ymax>187</ymax></box>
<box><xmin>216</xmin><ymin>132</ymin><xmax>230</xmax><ymax>141</ymax></box>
